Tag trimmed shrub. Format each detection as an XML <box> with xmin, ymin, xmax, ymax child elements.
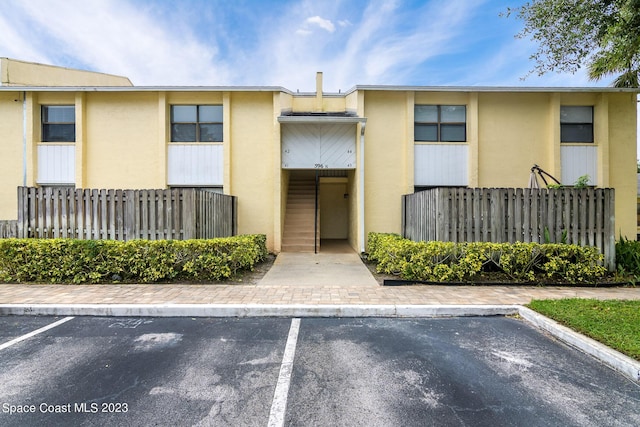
<box><xmin>366</xmin><ymin>232</ymin><xmax>607</xmax><ymax>283</ymax></box>
<box><xmin>615</xmin><ymin>236</ymin><xmax>640</xmax><ymax>280</ymax></box>
<box><xmin>0</xmin><ymin>234</ymin><xmax>267</xmax><ymax>284</ymax></box>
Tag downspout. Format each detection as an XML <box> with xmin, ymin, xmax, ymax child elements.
<box><xmin>359</xmin><ymin>122</ymin><xmax>366</xmax><ymax>253</ymax></box>
<box><xmin>314</xmin><ymin>170</ymin><xmax>319</xmax><ymax>254</ymax></box>
<box><xmin>22</xmin><ymin>91</ymin><xmax>27</xmax><ymax>187</ymax></box>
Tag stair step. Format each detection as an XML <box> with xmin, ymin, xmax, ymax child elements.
<box><xmin>282</xmin><ymin>177</ymin><xmax>320</xmax><ymax>253</ymax></box>
<box><xmin>281</xmin><ymin>245</ymin><xmax>315</xmax><ymax>253</ymax></box>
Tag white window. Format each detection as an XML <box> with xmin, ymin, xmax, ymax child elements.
<box><xmin>171</xmin><ymin>105</ymin><xmax>223</xmax><ymax>142</ymax></box>
<box><xmin>42</xmin><ymin>105</ymin><xmax>75</xmax><ymax>142</ymax></box>
<box><xmin>560</xmin><ymin>106</ymin><xmax>593</xmax><ymax>143</ymax></box>
<box><xmin>415</xmin><ymin>105</ymin><xmax>466</xmax><ymax>142</ymax></box>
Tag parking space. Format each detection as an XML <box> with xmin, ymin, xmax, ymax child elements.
<box><xmin>0</xmin><ymin>316</ymin><xmax>70</xmax><ymax>342</ymax></box>
<box><xmin>0</xmin><ymin>316</ymin><xmax>639</xmax><ymax>426</ymax></box>
<box><xmin>0</xmin><ymin>317</ymin><xmax>290</xmax><ymax>426</ymax></box>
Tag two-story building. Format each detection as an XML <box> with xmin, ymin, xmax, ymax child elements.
<box><xmin>0</xmin><ymin>58</ymin><xmax>637</xmax><ymax>253</ymax></box>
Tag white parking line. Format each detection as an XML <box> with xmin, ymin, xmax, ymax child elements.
<box><xmin>268</xmin><ymin>318</ymin><xmax>301</xmax><ymax>427</ymax></box>
<box><xmin>0</xmin><ymin>317</ymin><xmax>74</xmax><ymax>351</ymax></box>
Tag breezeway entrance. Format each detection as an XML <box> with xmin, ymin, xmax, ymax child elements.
<box><xmin>278</xmin><ymin>115</ymin><xmax>366</xmax><ymax>254</ymax></box>
<box><xmin>281</xmin><ymin>170</ymin><xmax>355</xmax><ymax>253</ymax></box>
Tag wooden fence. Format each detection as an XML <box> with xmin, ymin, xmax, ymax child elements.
<box><xmin>0</xmin><ymin>220</ymin><xmax>17</xmax><ymax>238</ymax></box>
<box><xmin>13</xmin><ymin>187</ymin><xmax>237</xmax><ymax>241</ymax></box>
<box><xmin>402</xmin><ymin>188</ymin><xmax>615</xmax><ymax>270</ymax></box>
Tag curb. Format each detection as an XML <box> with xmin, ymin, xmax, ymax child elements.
<box><xmin>0</xmin><ymin>303</ymin><xmax>518</xmax><ymax>318</ymax></box>
<box><xmin>0</xmin><ymin>303</ymin><xmax>638</xmax><ymax>383</ymax></box>
<box><xmin>517</xmin><ymin>306</ymin><xmax>640</xmax><ymax>383</ymax></box>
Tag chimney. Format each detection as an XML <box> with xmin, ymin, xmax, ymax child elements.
<box><xmin>315</xmin><ymin>72</ymin><xmax>323</xmax><ymax>112</ymax></box>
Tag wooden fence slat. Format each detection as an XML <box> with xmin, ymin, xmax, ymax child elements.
<box><xmin>66</xmin><ymin>188</ymin><xmax>74</xmax><ymax>238</ymax></box>
<box><xmin>52</xmin><ymin>188</ymin><xmax>60</xmax><ymax>238</ymax></box>
<box><xmin>182</xmin><ymin>188</ymin><xmax>195</xmax><ymax>239</ymax></box>
<box><xmin>99</xmin><ymin>189</ymin><xmax>107</xmax><ymax>239</ymax></box>
<box><xmin>588</xmin><ymin>189</ymin><xmax>596</xmax><ymax>247</ymax></box>
<box><xmin>514</xmin><ymin>188</ymin><xmax>522</xmax><ymax>242</ymax></box>
<box><xmin>36</xmin><ymin>187</ymin><xmax>43</xmax><ymax>238</ymax></box>
<box><xmin>156</xmin><ymin>190</ymin><xmax>164</xmax><ymax>239</ymax></box>
<box><xmin>174</xmin><ymin>189</ymin><xmax>181</xmax><ymax>239</ymax></box>
<box><xmin>75</xmin><ymin>189</ymin><xmax>82</xmax><ymax>239</ymax></box>
<box><xmin>115</xmin><ymin>190</ymin><xmax>123</xmax><ymax>240</ymax></box>
<box><xmin>595</xmin><ymin>189</ymin><xmax>603</xmax><ymax>251</ymax></box>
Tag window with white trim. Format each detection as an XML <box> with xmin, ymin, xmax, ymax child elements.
<box><xmin>415</xmin><ymin>105</ymin><xmax>466</xmax><ymax>142</ymax></box>
<box><xmin>42</xmin><ymin>105</ymin><xmax>75</xmax><ymax>142</ymax></box>
<box><xmin>560</xmin><ymin>106</ymin><xmax>593</xmax><ymax>143</ymax></box>
<box><xmin>171</xmin><ymin>105</ymin><xmax>223</xmax><ymax>142</ymax></box>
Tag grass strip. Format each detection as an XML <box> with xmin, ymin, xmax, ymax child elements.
<box><xmin>527</xmin><ymin>298</ymin><xmax>640</xmax><ymax>361</ymax></box>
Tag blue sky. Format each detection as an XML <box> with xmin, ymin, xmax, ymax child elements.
<box><xmin>0</xmin><ymin>0</ymin><xmax>608</xmax><ymax>91</ymax></box>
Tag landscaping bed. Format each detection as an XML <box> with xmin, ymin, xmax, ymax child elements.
<box><xmin>366</xmin><ymin>232</ymin><xmax>631</xmax><ymax>287</ymax></box>
<box><xmin>0</xmin><ymin>235</ymin><xmax>268</xmax><ymax>284</ymax></box>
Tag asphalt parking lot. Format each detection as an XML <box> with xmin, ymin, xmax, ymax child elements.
<box><xmin>0</xmin><ymin>316</ymin><xmax>639</xmax><ymax>426</ymax></box>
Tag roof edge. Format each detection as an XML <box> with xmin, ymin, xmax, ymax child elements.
<box><xmin>1</xmin><ymin>83</ymin><xmax>637</xmax><ymax>95</ymax></box>
<box><xmin>345</xmin><ymin>85</ymin><xmax>640</xmax><ymax>94</ymax></box>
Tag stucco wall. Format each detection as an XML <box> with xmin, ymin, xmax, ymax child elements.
<box><xmin>84</xmin><ymin>92</ymin><xmax>161</xmax><ymax>188</ymax></box>
<box><xmin>362</xmin><ymin>91</ymin><xmax>410</xmax><ymax>236</ymax></box>
<box><xmin>607</xmin><ymin>92</ymin><xmax>637</xmax><ymax>240</ymax></box>
<box><xmin>477</xmin><ymin>92</ymin><xmax>552</xmax><ymax>187</ymax></box>
<box><xmin>0</xmin><ymin>92</ymin><xmax>24</xmax><ymax>219</ymax></box>
<box><xmin>229</xmin><ymin>91</ymin><xmax>277</xmax><ymax>248</ymax></box>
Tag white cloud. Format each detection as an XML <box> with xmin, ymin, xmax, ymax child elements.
<box><xmin>330</xmin><ymin>0</ymin><xmax>483</xmax><ymax>88</ymax></box>
<box><xmin>0</xmin><ymin>0</ymin><xmax>229</xmax><ymax>85</ymax></box>
<box><xmin>0</xmin><ymin>7</ymin><xmax>52</xmax><ymax>65</ymax></box>
<box><xmin>296</xmin><ymin>29</ymin><xmax>313</xmax><ymax>36</ymax></box>
<box><xmin>305</xmin><ymin>16</ymin><xmax>336</xmax><ymax>33</ymax></box>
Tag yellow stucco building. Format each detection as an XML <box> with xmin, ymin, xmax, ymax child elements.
<box><xmin>0</xmin><ymin>58</ymin><xmax>637</xmax><ymax>253</ymax></box>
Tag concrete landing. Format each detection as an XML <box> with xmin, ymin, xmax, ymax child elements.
<box><xmin>258</xmin><ymin>247</ymin><xmax>378</xmax><ymax>287</ymax></box>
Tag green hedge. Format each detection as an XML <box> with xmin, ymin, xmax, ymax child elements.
<box><xmin>0</xmin><ymin>234</ymin><xmax>267</xmax><ymax>284</ymax></box>
<box><xmin>367</xmin><ymin>233</ymin><xmax>607</xmax><ymax>283</ymax></box>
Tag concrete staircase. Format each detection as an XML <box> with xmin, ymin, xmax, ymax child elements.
<box><xmin>282</xmin><ymin>177</ymin><xmax>319</xmax><ymax>252</ymax></box>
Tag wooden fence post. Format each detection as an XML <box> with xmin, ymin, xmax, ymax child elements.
<box><xmin>604</xmin><ymin>189</ymin><xmax>616</xmax><ymax>271</ymax></box>
<box><xmin>182</xmin><ymin>188</ymin><xmax>196</xmax><ymax>239</ymax></box>
<box><xmin>17</xmin><ymin>187</ymin><xmax>25</xmax><ymax>238</ymax></box>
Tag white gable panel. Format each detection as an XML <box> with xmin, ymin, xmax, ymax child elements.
<box><xmin>321</xmin><ymin>124</ymin><xmax>356</xmax><ymax>169</ymax></box>
<box><xmin>561</xmin><ymin>145</ymin><xmax>597</xmax><ymax>186</ymax></box>
<box><xmin>282</xmin><ymin>124</ymin><xmax>321</xmax><ymax>168</ymax></box>
<box><xmin>282</xmin><ymin>123</ymin><xmax>356</xmax><ymax>169</ymax></box>
<box><xmin>37</xmin><ymin>144</ymin><xmax>75</xmax><ymax>184</ymax></box>
<box><xmin>168</xmin><ymin>144</ymin><xmax>223</xmax><ymax>186</ymax></box>
<box><xmin>414</xmin><ymin>144</ymin><xmax>468</xmax><ymax>186</ymax></box>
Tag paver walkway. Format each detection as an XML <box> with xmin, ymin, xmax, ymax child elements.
<box><xmin>0</xmin><ymin>283</ymin><xmax>639</xmax><ymax>305</ymax></box>
<box><xmin>1</xmin><ymin>239</ymin><xmax>639</xmax><ymax>306</ymax></box>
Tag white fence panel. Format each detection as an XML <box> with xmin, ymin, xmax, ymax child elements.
<box><xmin>414</xmin><ymin>144</ymin><xmax>468</xmax><ymax>186</ymax></box>
<box><xmin>37</xmin><ymin>144</ymin><xmax>75</xmax><ymax>184</ymax></box>
<box><xmin>168</xmin><ymin>144</ymin><xmax>223</xmax><ymax>186</ymax></box>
